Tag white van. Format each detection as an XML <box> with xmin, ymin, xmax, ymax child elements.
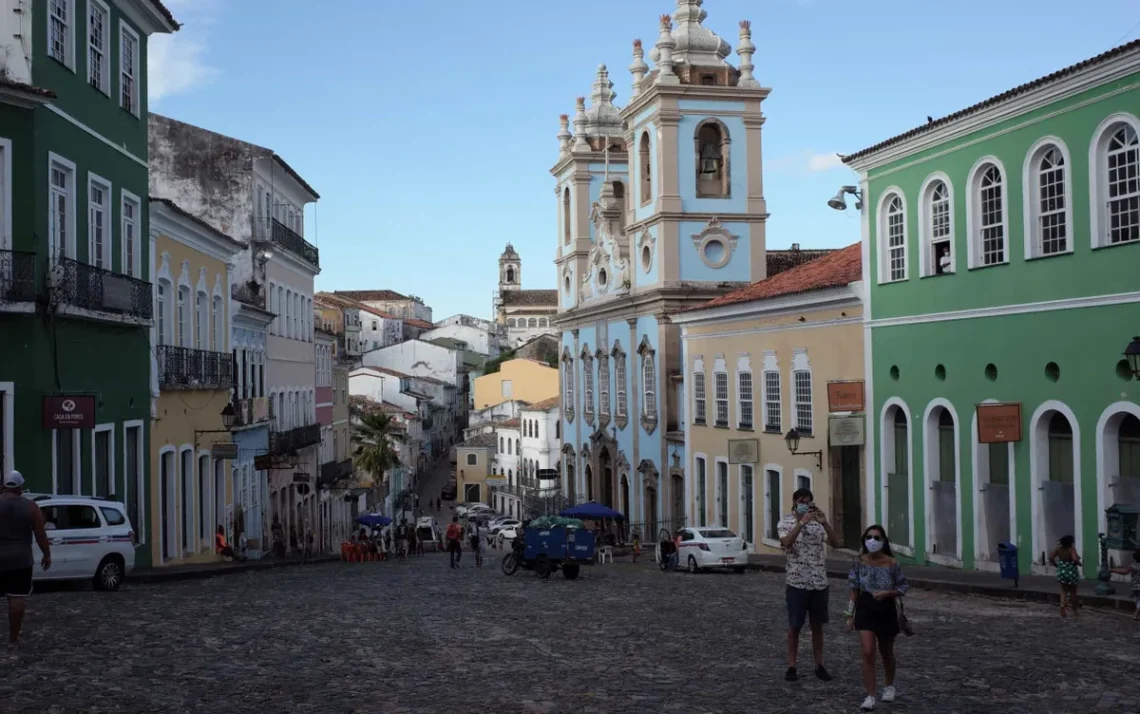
<box><xmin>28</xmin><ymin>494</ymin><xmax>137</xmax><ymax>591</ymax></box>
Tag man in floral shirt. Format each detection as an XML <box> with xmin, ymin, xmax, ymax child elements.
<box><xmin>777</xmin><ymin>487</ymin><xmax>841</xmax><ymax>682</ymax></box>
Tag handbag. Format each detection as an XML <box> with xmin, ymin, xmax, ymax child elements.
<box><xmin>898</xmin><ymin>599</ymin><xmax>915</xmax><ymax>637</ymax></box>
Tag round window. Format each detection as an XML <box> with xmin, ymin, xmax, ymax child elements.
<box><xmin>703</xmin><ymin>239</ymin><xmax>726</xmax><ymax>266</ymax></box>
<box><xmin>564</xmin><ymin>274</ymin><xmax>571</xmax><ymax>294</ymax></box>
<box><xmin>598</xmin><ymin>268</ymin><xmax>608</xmax><ymax>287</ymax></box>
<box><xmin>641</xmin><ymin>244</ymin><xmax>652</xmax><ymax>272</ymax></box>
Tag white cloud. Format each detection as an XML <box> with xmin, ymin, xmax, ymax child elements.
<box><xmin>147</xmin><ymin>0</ymin><xmax>221</xmax><ymax>103</ymax></box>
<box><xmin>807</xmin><ymin>152</ymin><xmax>845</xmax><ymax>172</ymax></box>
<box><xmin>767</xmin><ymin>151</ymin><xmax>849</xmax><ymax>175</ymax></box>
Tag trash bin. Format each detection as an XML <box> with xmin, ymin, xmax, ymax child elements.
<box><xmin>997</xmin><ymin>541</ymin><xmax>1019</xmax><ymax>587</ymax></box>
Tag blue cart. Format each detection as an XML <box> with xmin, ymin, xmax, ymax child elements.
<box><xmin>501</xmin><ymin>525</ymin><xmax>595</xmax><ymax>579</ymax></box>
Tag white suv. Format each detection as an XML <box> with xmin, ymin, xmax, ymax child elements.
<box><xmin>27</xmin><ymin>494</ymin><xmax>137</xmax><ymax>591</ymax></box>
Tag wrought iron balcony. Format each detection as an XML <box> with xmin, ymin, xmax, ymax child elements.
<box><xmin>270</xmin><ymin>423</ymin><xmax>321</xmax><ymax>456</ymax></box>
<box><xmin>319</xmin><ymin>458</ymin><xmax>353</xmax><ymax>488</ymax></box>
<box><xmin>0</xmin><ymin>250</ymin><xmax>36</xmax><ymax>303</ymax></box>
<box><xmin>55</xmin><ymin>257</ymin><xmax>152</xmax><ymax>320</ymax></box>
<box><xmin>157</xmin><ymin>345</ymin><xmax>234</xmax><ymax>390</ymax></box>
<box><xmin>265</xmin><ymin>219</ymin><xmax>319</xmax><ymax>268</ymax></box>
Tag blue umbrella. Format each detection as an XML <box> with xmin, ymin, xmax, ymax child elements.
<box><xmin>559</xmin><ymin>501</ymin><xmax>625</xmax><ymax>520</ymax></box>
<box><xmin>355</xmin><ymin>514</ymin><xmax>391</xmax><ymax>528</ymax></box>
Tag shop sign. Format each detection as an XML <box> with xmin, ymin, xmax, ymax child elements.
<box><xmin>728</xmin><ymin>439</ymin><xmax>759</xmax><ymax>464</ymax></box>
<box><xmin>976</xmin><ymin>403</ymin><xmax>1022</xmax><ymax>443</ymax></box>
<box><xmin>827</xmin><ymin>381</ymin><xmax>865</xmax><ymax>413</ymax></box>
<box><xmin>293</xmin><ymin>473</ymin><xmax>311</xmax><ymax>484</ymax></box>
<box><xmin>212</xmin><ymin>443</ymin><xmax>239</xmax><ymax>460</ymax></box>
<box><xmin>42</xmin><ymin>395</ymin><xmax>96</xmax><ymax>429</ymax></box>
<box><xmin>254</xmin><ymin>454</ymin><xmax>274</xmax><ymax>471</ymax></box>
<box><xmin>829</xmin><ymin>415</ymin><xmax>866</xmax><ymax>446</ymax></box>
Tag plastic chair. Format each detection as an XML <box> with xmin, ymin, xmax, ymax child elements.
<box><xmin>598</xmin><ymin>545</ymin><xmax>614</xmax><ymax>564</ymax></box>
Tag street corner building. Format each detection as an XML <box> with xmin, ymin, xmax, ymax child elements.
<box><xmin>456</xmin><ymin>432</ymin><xmax>497</xmax><ymax>505</ymax></box>
<box><xmin>0</xmin><ymin>0</ymin><xmax>178</xmax><ymax>563</ymax></box>
<box><xmin>843</xmin><ymin>39</ymin><xmax>1140</xmax><ymax>576</ymax></box>
<box><xmin>671</xmin><ymin>244</ymin><xmax>866</xmax><ymax>554</ymax></box>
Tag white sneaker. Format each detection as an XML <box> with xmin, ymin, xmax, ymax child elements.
<box><xmin>881</xmin><ymin>686</ymin><xmax>897</xmax><ymax>702</ymax></box>
<box><xmin>860</xmin><ymin>695</ymin><xmax>876</xmax><ymax>711</ymax></box>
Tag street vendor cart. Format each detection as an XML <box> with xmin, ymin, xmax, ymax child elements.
<box><xmin>501</xmin><ymin>517</ymin><xmax>595</xmax><ymax>579</ymax></box>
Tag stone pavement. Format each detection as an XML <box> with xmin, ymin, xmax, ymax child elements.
<box><xmin>5</xmin><ymin>554</ymin><xmax>1139</xmax><ymax>714</ymax></box>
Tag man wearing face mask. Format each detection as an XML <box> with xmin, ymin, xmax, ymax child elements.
<box><xmin>777</xmin><ymin>488</ymin><xmax>841</xmax><ymax>682</ymax></box>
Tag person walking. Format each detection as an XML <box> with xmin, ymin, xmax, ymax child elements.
<box><xmin>777</xmin><ymin>487</ymin><xmax>841</xmax><ymax>682</ymax></box>
<box><xmin>1049</xmin><ymin>535</ymin><xmax>1082</xmax><ymax>618</ymax></box>
<box><xmin>445</xmin><ymin>517</ymin><xmax>463</xmax><ymax>568</ymax></box>
<box><xmin>1109</xmin><ymin>547</ymin><xmax>1140</xmax><ymax>620</ymax></box>
<box><xmin>846</xmin><ymin>525</ymin><xmax>909</xmax><ymax>711</ymax></box>
<box><xmin>395</xmin><ymin>520</ymin><xmax>409</xmax><ymax>562</ymax></box>
<box><xmin>471</xmin><ymin>522</ymin><xmax>486</xmax><ymax>568</ymax></box>
<box><xmin>0</xmin><ymin>471</ymin><xmax>52</xmax><ymax>652</ymax></box>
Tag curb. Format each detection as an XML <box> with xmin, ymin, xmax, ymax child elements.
<box><xmin>129</xmin><ymin>555</ymin><xmax>340</xmax><ymax>585</ymax></box>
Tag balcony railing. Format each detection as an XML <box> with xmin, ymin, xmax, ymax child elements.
<box><xmin>157</xmin><ymin>345</ymin><xmax>234</xmax><ymax>390</ymax></box>
<box><xmin>0</xmin><ymin>250</ymin><xmax>36</xmax><ymax>303</ymax></box>
<box><xmin>319</xmin><ymin>458</ymin><xmax>353</xmax><ymax>488</ymax></box>
<box><xmin>55</xmin><ymin>257</ymin><xmax>152</xmax><ymax>320</ymax></box>
<box><xmin>270</xmin><ymin>423</ymin><xmax>322</xmax><ymax>456</ymax></box>
<box><xmin>259</xmin><ymin>218</ymin><xmax>319</xmax><ymax>268</ymax></box>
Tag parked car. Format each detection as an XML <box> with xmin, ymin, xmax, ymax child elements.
<box><xmin>28</xmin><ymin>494</ymin><xmax>136</xmax><ymax>591</ymax></box>
<box><xmin>490</xmin><ymin>518</ymin><xmax>521</xmax><ymax>535</ymax></box>
<box><xmin>455</xmin><ymin>502</ymin><xmax>489</xmax><ymax>518</ymax></box>
<box><xmin>676</xmin><ymin>527</ymin><xmax>749</xmax><ymax>574</ymax></box>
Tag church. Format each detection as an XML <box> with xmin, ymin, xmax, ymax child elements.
<box><xmin>553</xmin><ymin>1</ymin><xmax>817</xmax><ymax>534</ymax></box>
<box><xmin>492</xmin><ymin>243</ymin><xmax>558</xmax><ymax>348</ymax></box>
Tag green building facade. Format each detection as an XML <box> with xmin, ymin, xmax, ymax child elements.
<box><xmin>0</xmin><ymin>0</ymin><xmax>177</xmax><ymax>566</ymax></box>
<box><xmin>846</xmin><ymin>41</ymin><xmax>1140</xmax><ymax>576</ymax></box>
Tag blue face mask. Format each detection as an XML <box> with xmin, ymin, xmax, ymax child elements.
<box><xmin>795</xmin><ymin>503</ymin><xmax>811</xmax><ymax>515</ymax></box>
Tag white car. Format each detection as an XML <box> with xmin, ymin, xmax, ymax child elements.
<box><xmin>490</xmin><ymin>518</ymin><xmax>521</xmax><ymax>535</ymax></box>
<box><xmin>677</xmin><ymin>527</ymin><xmax>749</xmax><ymax>573</ymax></box>
<box><xmin>28</xmin><ymin>494</ymin><xmax>137</xmax><ymax>591</ymax></box>
<box><xmin>495</xmin><ymin>525</ymin><xmax>520</xmax><ymax>541</ymax></box>
<box><xmin>455</xmin><ymin>502</ymin><xmax>489</xmax><ymax>517</ymax></box>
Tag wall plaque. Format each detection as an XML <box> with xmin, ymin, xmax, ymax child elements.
<box><xmin>827</xmin><ymin>380</ymin><xmax>865</xmax><ymax>413</ymax></box>
<box><xmin>727</xmin><ymin>439</ymin><xmax>759</xmax><ymax>464</ymax></box>
<box><xmin>976</xmin><ymin>403</ymin><xmax>1022</xmax><ymax>443</ymax></box>
<box><xmin>42</xmin><ymin>395</ymin><xmax>96</xmax><ymax>429</ymax></box>
<box><xmin>829</xmin><ymin>415</ymin><xmax>866</xmax><ymax>446</ymax></box>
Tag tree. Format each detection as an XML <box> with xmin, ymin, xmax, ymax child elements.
<box><xmin>351</xmin><ymin>410</ymin><xmax>405</xmax><ymax>482</ymax></box>
<box><xmin>483</xmin><ymin>348</ymin><xmax>517</xmax><ymax>375</ymax></box>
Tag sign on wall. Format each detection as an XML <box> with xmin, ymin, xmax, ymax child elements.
<box><xmin>485</xmin><ymin>477</ymin><xmax>507</xmax><ymax>487</ymax></box>
<box><xmin>212</xmin><ymin>443</ymin><xmax>239</xmax><ymax>460</ymax></box>
<box><xmin>727</xmin><ymin>439</ymin><xmax>759</xmax><ymax>464</ymax></box>
<box><xmin>42</xmin><ymin>395</ymin><xmax>96</xmax><ymax>429</ymax></box>
<box><xmin>293</xmin><ymin>472</ymin><xmax>311</xmax><ymax>484</ymax></box>
<box><xmin>827</xmin><ymin>381</ymin><xmax>865</xmax><ymax>413</ymax></box>
<box><xmin>254</xmin><ymin>454</ymin><xmax>274</xmax><ymax>471</ymax></box>
<box><xmin>829</xmin><ymin>415</ymin><xmax>866</xmax><ymax>446</ymax></box>
<box><xmin>976</xmin><ymin>403</ymin><xmax>1022</xmax><ymax>443</ymax></box>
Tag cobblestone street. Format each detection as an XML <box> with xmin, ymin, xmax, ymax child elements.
<box><xmin>5</xmin><ymin>556</ymin><xmax>1138</xmax><ymax>714</ymax></box>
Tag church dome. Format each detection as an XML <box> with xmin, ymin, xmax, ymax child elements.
<box><xmin>650</xmin><ymin>0</ymin><xmax>732</xmax><ymax>69</ymax></box>
<box><xmin>583</xmin><ymin>65</ymin><xmax>626</xmax><ymax>141</ymax></box>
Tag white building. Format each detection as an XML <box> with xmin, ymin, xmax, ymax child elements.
<box><xmin>361</xmin><ymin>339</ymin><xmax>462</xmax><ymax>388</ymax></box>
<box><xmin>492</xmin><ymin>244</ymin><xmax>557</xmax><ymax>347</ymax></box>
<box><xmin>492</xmin><ymin>420</ymin><xmax>521</xmax><ymax>517</ymax></box>
<box><xmin>468</xmin><ymin>399</ymin><xmax>532</xmax><ymax>428</ymax></box>
<box><xmin>420</xmin><ymin>322</ymin><xmax>501</xmax><ymax>358</ymax></box>
<box><xmin>333</xmin><ymin>289</ymin><xmax>433</xmax><ymax>323</ymax></box>
<box><xmin>519</xmin><ymin>397</ymin><xmax>562</xmax><ymax>516</ymax></box>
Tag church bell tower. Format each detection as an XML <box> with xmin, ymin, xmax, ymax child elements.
<box><xmin>499</xmin><ymin>243</ymin><xmax>521</xmax><ymax>292</ymax></box>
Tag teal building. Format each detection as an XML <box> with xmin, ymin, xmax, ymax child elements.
<box><xmin>843</xmin><ymin>40</ymin><xmax>1140</xmax><ymax>576</ymax></box>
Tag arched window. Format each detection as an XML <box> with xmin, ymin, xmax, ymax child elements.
<box><xmin>507</xmin><ymin>318</ymin><xmax>516</xmax><ymax>328</ymax></box>
<box><xmin>968</xmin><ymin>161</ymin><xmax>1007</xmax><ymax>267</ymax></box>
<box><xmin>880</xmin><ymin>192</ymin><xmax>907</xmax><ymax>282</ymax></box>
<box><xmin>499</xmin><ymin>437</ymin><xmax>504</xmax><ymax>452</ymax></box>
<box><xmin>920</xmin><ymin>177</ymin><xmax>953</xmax><ymax>276</ymax></box>
<box><xmin>639</xmin><ymin>132</ymin><xmax>652</xmax><ymax>205</ymax></box>
<box><xmin>1023</xmin><ymin>140</ymin><xmax>1071</xmax><ymax>259</ymax></box>
<box><xmin>1119</xmin><ymin>414</ymin><xmax>1140</xmax><ymax>480</ymax></box>
<box><xmin>1047</xmin><ymin>412</ymin><xmax>1074</xmax><ymax>483</ymax></box>
<box><xmin>156</xmin><ymin>279</ymin><xmax>171</xmax><ymax>345</ymax></box>
<box><xmin>612</xmin><ymin>181</ymin><xmax>627</xmax><ymax>229</ymax></box>
<box><xmin>506</xmin><ymin>266</ymin><xmax>515</xmax><ymax>283</ymax></box>
<box><xmin>507</xmin><ymin>439</ymin><xmax>512</xmax><ymax>455</ymax></box>
<box><xmin>528</xmin><ymin>318</ymin><xmax>537</xmax><ymax>328</ymax></box>
<box><xmin>1092</xmin><ymin>120</ymin><xmax>1140</xmax><ymax>247</ymax></box>
<box><xmin>695</xmin><ymin>121</ymin><xmax>729</xmax><ymax>198</ymax></box>
<box><xmin>195</xmin><ymin>290</ymin><xmax>207</xmax><ymax>350</ymax></box>
<box><xmin>177</xmin><ymin>285</ymin><xmax>191</xmax><ymax>347</ymax></box>
<box><xmin>284</xmin><ymin>289</ymin><xmax>293</xmax><ymax>339</ymax></box>
<box><xmin>515</xmin><ymin>438</ymin><xmax>520</xmax><ymax>454</ymax></box>
<box><xmin>212</xmin><ymin>294</ymin><xmax>223</xmax><ymax>350</ymax></box>
<box><xmin>562</xmin><ymin>187</ymin><xmax>572</xmax><ymax>244</ymax></box>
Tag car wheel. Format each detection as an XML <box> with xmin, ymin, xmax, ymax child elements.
<box><xmin>732</xmin><ymin>566</ymin><xmax>746</xmax><ymax>574</ymax></box>
<box><xmin>687</xmin><ymin>555</ymin><xmax>699</xmax><ymax>574</ymax></box>
<box><xmin>93</xmin><ymin>556</ymin><xmax>124</xmax><ymax>592</ymax></box>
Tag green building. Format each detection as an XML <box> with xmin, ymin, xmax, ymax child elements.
<box><xmin>843</xmin><ymin>40</ymin><xmax>1140</xmax><ymax>576</ymax></box>
<box><xmin>0</xmin><ymin>1</ymin><xmax>178</xmax><ymax>565</ymax></box>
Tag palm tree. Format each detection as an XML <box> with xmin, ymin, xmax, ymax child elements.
<box><xmin>351</xmin><ymin>410</ymin><xmax>405</xmax><ymax>482</ymax></box>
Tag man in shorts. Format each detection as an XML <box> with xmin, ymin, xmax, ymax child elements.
<box><xmin>777</xmin><ymin>487</ymin><xmax>841</xmax><ymax>682</ymax></box>
<box><xmin>0</xmin><ymin>471</ymin><xmax>52</xmax><ymax>651</ymax></box>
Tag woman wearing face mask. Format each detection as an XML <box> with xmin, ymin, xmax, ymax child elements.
<box><xmin>846</xmin><ymin>525</ymin><xmax>909</xmax><ymax>712</ymax></box>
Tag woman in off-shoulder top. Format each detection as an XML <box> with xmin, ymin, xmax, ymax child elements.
<box><xmin>846</xmin><ymin>524</ymin><xmax>909</xmax><ymax>712</ymax></box>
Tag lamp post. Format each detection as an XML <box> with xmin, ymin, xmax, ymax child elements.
<box><xmin>784</xmin><ymin>428</ymin><xmax>823</xmax><ymax>470</ymax></box>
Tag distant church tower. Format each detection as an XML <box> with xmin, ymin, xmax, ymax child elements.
<box><xmin>499</xmin><ymin>243</ymin><xmax>521</xmax><ymax>292</ymax></box>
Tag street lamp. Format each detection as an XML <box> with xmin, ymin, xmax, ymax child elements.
<box><xmin>784</xmin><ymin>428</ymin><xmax>823</xmax><ymax>470</ymax></box>
<box><xmin>827</xmin><ymin>185</ymin><xmax>863</xmax><ymax>212</ymax></box>
<box><xmin>1125</xmin><ymin>336</ymin><xmax>1140</xmax><ymax>378</ymax></box>
<box><xmin>220</xmin><ymin>402</ymin><xmax>237</xmax><ymax>430</ymax></box>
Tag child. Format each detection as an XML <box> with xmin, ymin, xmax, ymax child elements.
<box><xmin>1049</xmin><ymin>535</ymin><xmax>1082</xmax><ymax>619</ymax></box>
<box><xmin>631</xmin><ymin>532</ymin><xmax>641</xmax><ymax>563</ymax></box>
<box><xmin>1109</xmin><ymin>547</ymin><xmax>1140</xmax><ymax>621</ymax></box>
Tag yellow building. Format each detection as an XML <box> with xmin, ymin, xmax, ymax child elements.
<box><xmin>456</xmin><ymin>432</ymin><xmax>497</xmax><ymax>503</ymax></box>
<box><xmin>148</xmin><ymin>199</ymin><xmax>245</xmax><ymax>566</ymax></box>
<box><xmin>671</xmin><ymin>244</ymin><xmax>867</xmax><ymax>555</ymax></box>
<box><xmin>473</xmin><ymin>358</ymin><xmax>558</xmax><ymax>410</ymax></box>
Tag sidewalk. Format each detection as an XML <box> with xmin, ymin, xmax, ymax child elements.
<box><xmin>745</xmin><ymin>553</ymin><xmax>1136</xmax><ymax>612</ymax></box>
<box><xmin>129</xmin><ymin>554</ymin><xmax>340</xmax><ymax>585</ymax></box>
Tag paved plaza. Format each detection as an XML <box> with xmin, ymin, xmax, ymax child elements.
<box><xmin>4</xmin><ymin>556</ymin><xmax>1138</xmax><ymax>714</ymax></box>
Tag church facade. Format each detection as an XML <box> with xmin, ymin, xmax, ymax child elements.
<box><xmin>493</xmin><ymin>244</ymin><xmax>558</xmax><ymax>348</ymax></box>
<box><xmin>553</xmin><ymin>1</ymin><xmax>773</xmax><ymax>535</ymax></box>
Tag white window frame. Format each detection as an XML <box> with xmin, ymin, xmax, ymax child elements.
<box><xmin>582</xmin><ymin>351</ymin><xmax>595</xmax><ymax>417</ymax></box>
<box><xmin>47</xmin><ymin>0</ymin><xmax>75</xmax><ymax>70</ymax></box>
<box><xmin>1021</xmin><ymin>137</ymin><xmax>1074</xmax><ymax>260</ymax></box>
<box><xmin>1088</xmin><ymin>112</ymin><xmax>1140</xmax><ymax>250</ymax></box>
<box><xmin>87</xmin><ymin>0</ymin><xmax>110</xmax><ymax>94</ymax></box>
<box><xmin>714</xmin><ymin>457</ymin><xmax>730</xmax><ymax>528</ymax></box>
<box><xmin>761</xmin><ymin>350</ymin><xmax>781</xmax><ymax>433</ymax></box>
<box><xmin>195</xmin><ymin>289</ymin><xmax>208</xmax><ymax>350</ymax></box>
<box><xmin>791</xmin><ymin>349</ymin><xmax>813</xmax><ymax>436</ymax></box>
<box><xmin>736</xmin><ymin>355</ymin><xmax>753</xmax><ymax>430</ymax></box>
<box><xmin>794</xmin><ymin>468</ymin><xmax>814</xmax><ymax>493</ymax></box>
<box><xmin>120</xmin><ymin>190</ymin><xmax>140</xmax><ymax>277</ymax></box>
<box><xmin>965</xmin><ymin>156</ymin><xmax>1009</xmax><ymax>268</ymax></box>
<box><xmin>713</xmin><ymin>370</ymin><xmax>729</xmax><ymax>427</ymax></box>
<box><xmin>48</xmin><ymin>153</ymin><xmax>77</xmax><ymax>260</ymax></box>
<box><xmin>0</xmin><ymin>382</ymin><xmax>13</xmax><ymax>476</ymax></box>
<box><xmin>51</xmin><ymin>428</ymin><xmax>82</xmax><ymax>495</ymax></box>
<box><xmin>917</xmin><ymin>173</ymin><xmax>955</xmax><ymax>276</ymax></box>
<box><xmin>598</xmin><ymin>353</ymin><xmax>610</xmax><ymax>416</ymax></box>
<box><xmin>87</xmin><ymin>173</ymin><xmax>112</xmax><ymax>269</ymax></box>
<box><xmin>0</xmin><ymin>137</ymin><xmax>10</xmax><ymax>251</ymax></box>
<box><xmin>212</xmin><ymin>293</ymin><xmax>223</xmax><ymax>351</ymax></box>
<box><xmin>762</xmin><ymin>463</ymin><xmax>783</xmax><ymax>548</ymax></box>
<box><xmin>876</xmin><ymin>188</ymin><xmax>907</xmax><ymax>283</ymax></box>
<box><xmin>123</xmin><ymin>419</ymin><xmax>145</xmax><ymax>544</ymax></box>
<box><xmin>177</xmin><ymin>283</ymin><xmax>192</xmax><ymax>348</ymax></box>
<box><xmin>641</xmin><ymin>351</ymin><xmax>657</xmax><ymax>418</ymax></box>
<box><xmin>90</xmin><ymin>422</ymin><xmax>115</xmax><ymax>497</ymax></box>
<box><xmin>119</xmin><ymin>21</ymin><xmax>141</xmax><ymax>116</ymax></box>
<box><xmin>614</xmin><ymin>350</ymin><xmax>628</xmax><ymax>418</ymax></box>
<box><xmin>562</xmin><ymin>356</ymin><xmax>574</xmax><ymax>416</ymax></box>
<box><xmin>692</xmin><ymin>357</ymin><xmax>706</xmax><ymax>425</ymax></box>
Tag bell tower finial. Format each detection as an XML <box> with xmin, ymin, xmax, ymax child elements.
<box><xmin>557</xmin><ymin>114</ymin><xmax>571</xmax><ymax>158</ymax></box>
<box><xmin>737</xmin><ymin>20</ymin><xmax>759</xmax><ymax>88</ymax></box>
<box><xmin>629</xmin><ymin>39</ymin><xmax>648</xmax><ymax>97</ymax></box>
<box><xmin>572</xmin><ymin>97</ymin><xmax>589</xmax><ymax>152</ymax></box>
<box><xmin>653</xmin><ymin>15</ymin><xmax>679</xmax><ymax>86</ymax></box>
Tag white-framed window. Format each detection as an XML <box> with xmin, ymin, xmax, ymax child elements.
<box><xmin>212</xmin><ymin>294</ymin><xmax>223</xmax><ymax>350</ymax></box>
<box><xmin>738</xmin><ymin>370</ymin><xmax>754</xmax><ymax>429</ymax></box>
<box><xmin>614</xmin><ymin>352</ymin><xmax>627</xmax><ymax>418</ymax></box>
<box><xmin>156</xmin><ymin>280</ymin><xmax>170</xmax><ymax>345</ymax></box>
<box><xmin>1023</xmin><ymin>139</ymin><xmax>1072</xmax><ymax>259</ymax></box>
<box><xmin>121</xmin><ymin>191</ymin><xmax>140</xmax><ymax>276</ymax></box>
<box><xmin>918</xmin><ymin>174</ymin><xmax>954</xmax><ymax>276</ymax></box>
<box><xmin>0</xmin><ymin>382</ymin><xmax>12</xmax><ymax>477</ymax></box>
<box><xmin>762</xmin><ymin>370</ymin><xmax>781</xmax><ymax>432</ymax></box>
<box><xmin>48</xmin><ymin>155</ymin><xmax>76</xmax><ymax>259</ymax></box>
<box><xmin>87</xmin><ymin>174</ymin><xmax>111</xmax><ymax>269</ymax></box>
<box><xmin>123</xmin><ymin>421</ymin><xmax>145</xmax><ymax>544</ymax></box>
<box><xmin>692</xmin><ymin>369</ymin><xmax>706</xmax><ymax>425</ymax></box>
<box><xmin>501</xmin><ymin>380</ymin><xmax>513</xmax><ymax>398</ymax></box>
<box><xmin>52</xmin><ymin>429</ymin><xmax>81</xmax><ymax>495</ymax></box>
<box><xmin>119</xmin><ymin>22</ymin><xmax>141</xmax><ymax>115</ymax></box>
<box><xmin>48</xmin><ymin>0</ymin><xmax>74</xmax><ymax>69</ymax></box>
<box><xmin>195</xmin><ymin>291</ymin><xmax>207</xmax><ymax>350</ymax></box>
<box><xmin>967</xmin><ymin>158</ymin><xmax>1008</xmax><ymax>267</ymax></box>
<box><xmin>598</xmin><ymin>354</ymin><xmax>610</xmax><ymax>416</ymax></box>
<box><xmin>582</xmin><ymin>352</ymin><xmax>595</xmax><ymax>417</ymax></box>
<box><xmin>713</xmin><ymin>371</ymin><xmax>729</xmax><ymax>427</ymax></box>
<box><xmin>0</xmin><ymin>139</ymin><xmax>8</xmax><ymax>252</ymax></box>
<box><xmin>91</xmin><ymin>423</ymin><xmax>114</xmax><ymax>498</ymax></box>
<box><xmin>177</xmin><ymin>285</ymin><xmax>191</xmax><ymax>347</ymax></box>
<box><xmin>792</xmin><ymin>369</ymin><xmax>812</xmax><ymax>435</ymax></box>
<box><xmin>285</xmin><ymin>289</ymin><xmax>293</xmax><ymax>339</ymax></box>
<box><xmin>562</xmin><ymin>356</ymin><xmax>574</xmax><ymax>414</ymax></box>
<box><xmin>879</xmin><ymin>191</ymin><xmax>907</xmax><ymax>282</ymax></box>
<box><xmin>87</xmin><ymin>0</ymin><xmax>110</xmax><ymax>93</ymax></box>
<box><xmin>1091</xmin><ymin>116</ymin><xmax>1140</xmax><ymax>248</ymax></box>
<box><xmin>642</xmin><ymin>352</ymin><xmax>657</xmax><ymax>418</ymax></box>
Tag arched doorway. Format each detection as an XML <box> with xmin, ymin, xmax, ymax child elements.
<box><xmin>565</xmin><ymin>459</ymin><xmax>576</xmax><ymax>505</ymax></box>
<box><xmin>600</xmin><ymin>449</ymin><xmax>613</xmax><ymax>508</ymax></box>
<box><xmin>923</xmin><ymin>402</ymin><xmax>960</xmax><ymax>562</ymax></box>
<box><xmin>671</xmin><ymin>473</ymin><xmax>684</xmax><ymax>527</ymax></box>
<box><xmin>585</xmin><ymin>465</ymin><xmax>594</xmax><ymax>502</ymax></box>
<box><xmin>620</xmin><ymin>475</ymin><xmax>630</xmax><ymax>519</ymax></box>
<box><xmin>644</xmin><ymin>483</ymin><xmax>658</xmax><ymax>538</ymax></box>
<box><xmin>1095</xmin><ymin>404</ymin><xmax>1140</xmax><ymax>536</ymax></box>
<box><xmin>1030</xmin><ymin>403</ymin><xmax>1079</xmax><ymax>570</ymax></box>
<box><xmin>882</xmin><ymin>402</ymin><xmax>911</xmax><ymax>549</ymax></box>
<box><xmin>973</xmin><ymin>401</ymin><xmax>1013</xmax><ymax>568</ymax></box>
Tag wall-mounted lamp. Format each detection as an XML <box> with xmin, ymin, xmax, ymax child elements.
<box><xmin>784</xmin><ymin>428</ymin><xmax>822</xmax><ymax>470</ymax></box>
<box><xmin>194</xmin><ymin>403</ymin><xmax>238</xmax><ymax>448</ymax></box>
<box><xmin>827</xmin><ymin>185</ymin><xmax>864</xmax><ymax>212</ymax></box>
<box><xmin>1125</xmin><ymin>336</ymin><xmax>1140</xmax><ymax>378</ymax></box>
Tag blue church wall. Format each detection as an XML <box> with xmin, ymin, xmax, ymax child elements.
<box><xmin>559</xmin><ymin>264</ymin><xmax>576</xmax><ymax>310</ymax></box>
<box><xmin>677</xmin><ymin>114</ymin><xmax>748</xmax><ymax>214</ymax></box>
<box><xmin>677</xmin><ymin>99</ymin><xmax>746</xmax><ymax>113</ymax></box>
<box><xmin>630</xmin><ymin>104</ymin><xmax>657</xmax><ymax>130</ymax></box>
<box><xmin>677</xmin><ymin>219</ymin><xmax>752</xmax><ymax>282</ymax></box>
<box><xmin>631</xmin><ymin>223</ymin><xmax>659</xmax><ymax>288</ymax></box>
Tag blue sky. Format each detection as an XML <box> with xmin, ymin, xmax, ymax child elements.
<box><xmin>150</xmin><ymin>0</ymin><xmax>1139</xmax><ymax>321</ymax></box>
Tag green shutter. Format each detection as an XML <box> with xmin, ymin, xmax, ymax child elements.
<box><xmin>938</xmin><ymin>425</ymin><xmax>956</xmax><ymax>482</ymax></box>
<box><xmin>987</xmin><ymin>443</ymin><xmax>1009</xmax><ymax>485</ymax></box>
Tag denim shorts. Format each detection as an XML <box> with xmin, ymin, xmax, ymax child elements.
<box><xmin>786</xmin><ymin>585</ymin><xmax>829</xmax><ymax>629</ymax></box>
